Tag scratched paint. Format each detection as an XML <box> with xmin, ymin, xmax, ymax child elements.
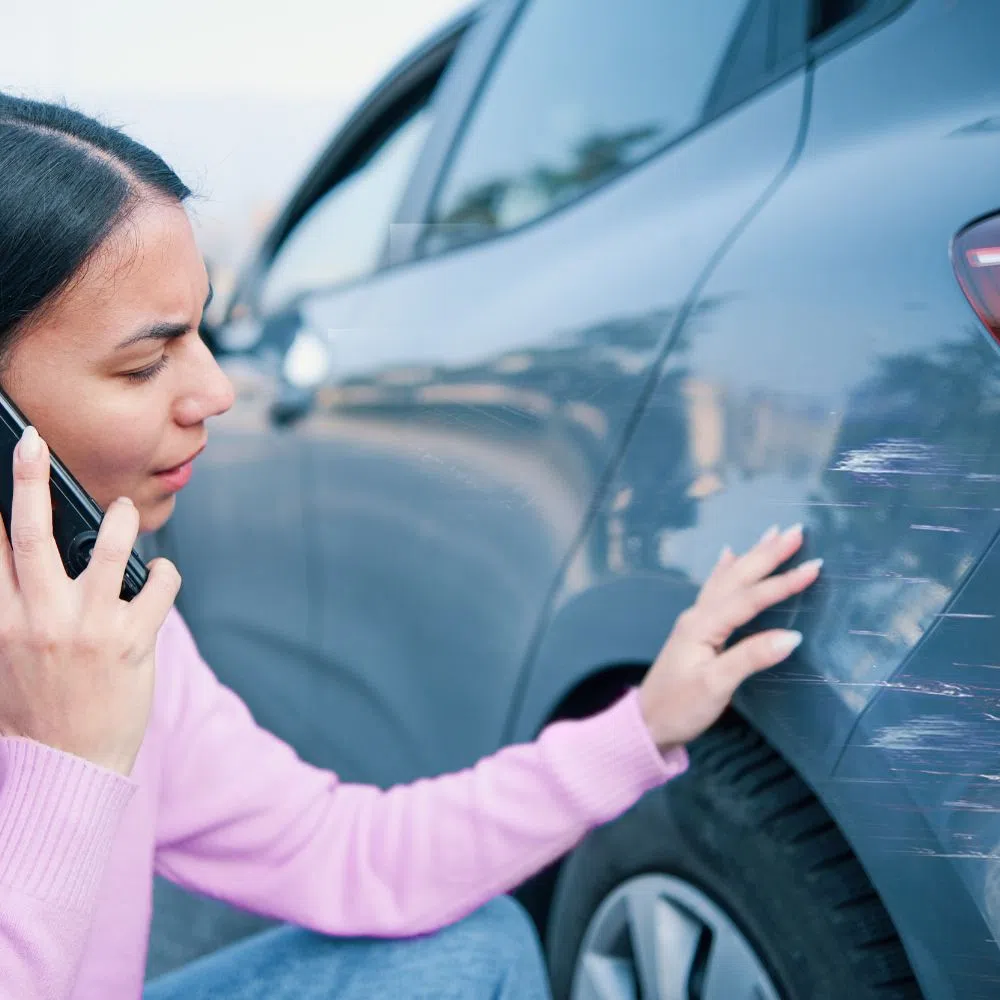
<box><xmin>832</xmin><ymin>438</ymin><xmax>959</xmax><ymax>482</ymax></box>
<box><xmin>870</xmin><ymin>716</ymin><xmax>980</xmax><ymax>752</ymax></box>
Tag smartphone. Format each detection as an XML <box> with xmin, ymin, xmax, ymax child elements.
<box><xmin>0</xmin><ymin>390</ymin><xmax>148</xmax><ymax>601</ymax></box>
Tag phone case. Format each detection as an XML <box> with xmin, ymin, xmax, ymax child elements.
<box><xmin>0</xmin><ymin>392</ymin><xmax>148</xmax><ymax>601</ymax></box>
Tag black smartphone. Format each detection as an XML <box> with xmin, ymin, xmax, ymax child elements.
<box><xmin>0</xmin><ymin>390</ymin><xmax>148</xmax><ymax>601</ymax></box>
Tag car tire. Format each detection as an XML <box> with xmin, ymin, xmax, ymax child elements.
<box><xmin>546</xmin><ymin>711</ymin><xmax>922</xmax><ymax>1000</ymax></box>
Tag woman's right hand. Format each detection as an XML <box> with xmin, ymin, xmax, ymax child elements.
<box><xmin>638</xmin><ymin>524</ymin><xmax>821</xmax><ymax>752</ymax></box>
<box><xmin>0</xmin><ymin>427</ymin><xmax>181</xmax><ymax>775</ymax></box>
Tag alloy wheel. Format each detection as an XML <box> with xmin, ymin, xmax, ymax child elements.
<box><xmin>571</xmin><ymin>873</ymin><xmax>782</xmax><ymax>1000</ymax></box>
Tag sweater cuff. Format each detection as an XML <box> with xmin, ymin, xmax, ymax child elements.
<box><xmin>552</xmin><ymin>688</ymin><xmax>689</xmax><ymax>826</ymax></box>
<box><xmin>0</xmin><ymin>738</ymin><xmax>136</xmax><ymax>909</ymax></box>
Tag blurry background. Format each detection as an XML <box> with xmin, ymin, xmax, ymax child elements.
<box><xmin>2</xmin><ymin>0</ymin><xmax>469</xmax><ymax>322</ymax></box>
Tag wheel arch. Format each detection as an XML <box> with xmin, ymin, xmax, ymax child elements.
<box><xmin>506</xmin><ymin>573</ymin><xmax>911</xmax><ymax>960</ymax></box>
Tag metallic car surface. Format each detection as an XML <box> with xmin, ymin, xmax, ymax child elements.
<box><xmin>510</xmin><ymin>2</ymin><xmax>1000</xmax><ymax>995</ymax></box>
<box><xmin>154</xmin><ymin>1</ymin><xmax>1000</xmax><ymax>994</ymax></box>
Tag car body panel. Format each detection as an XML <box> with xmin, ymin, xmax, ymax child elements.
<box><xmin>154</xmin><ymin>0</ymin><xmax>1000</xmax><ymax>994</ymax></box>
<box><xmin>834</xmin><ymin>531</ymin><xmax>1000</xmax><ymax>1000</ymax></box>
<box><xmin>509</xmin><ymin>1</ymin><xmax>1000</xmax><ymax>995</ymax></box>
<box><xmin>265</xmin><ymin>69</ymin><xmax>807</xmax><ymax>786</ymax></box>
<box><xmin>166</xmin><ymin>7</ymin><xmax>809</xmax><ymax>787</ymax></box>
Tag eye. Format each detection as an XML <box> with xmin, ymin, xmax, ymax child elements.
<box><xmin>124</xmin><ymin>356</ymin><xmax>169</xmax><ymax>384</ymax></box>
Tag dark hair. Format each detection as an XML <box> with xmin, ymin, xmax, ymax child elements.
<box><xmin>0</xmin><ymin>94</ymin><xmax>191</xmax><ymax>358</ymax></box>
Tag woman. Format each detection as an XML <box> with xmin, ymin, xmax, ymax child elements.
<box><xmin>0</xmin><ymin>94</ymin><xmax>822</xmax><ymax>1000</ymax></box>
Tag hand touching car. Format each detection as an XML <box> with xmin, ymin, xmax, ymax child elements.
<box><xmin>639</xmin><ymin>524</ymin><xmax>821</xmax><ymax>751</ymax></box>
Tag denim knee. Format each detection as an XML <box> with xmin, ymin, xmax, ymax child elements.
<box><xmin>470</xmin><ymin>896</ymin><xmax>535</xmax><ymax>934</ymax></box>
<box><xmin>450</xmin><ymin>895</ymin><xmax>543</xmax><ymax>963</ymax></box>
<box><xmin>145</xmin><ymin>902</ymin><xmax>550</xmax><ymax>1000</ymax></box>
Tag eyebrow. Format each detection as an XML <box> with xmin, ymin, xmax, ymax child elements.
<box><xmin>113</xmin><ymin>283</ymin><xmax>215</xmax><ymax>352</ymax></box>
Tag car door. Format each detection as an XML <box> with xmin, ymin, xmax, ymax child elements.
<box><xmin>211</xmin><ymin>0</ymin><xmax>813</xmax><ymax>789</ymax></box>
<box><xmin>155</xmin><ymin>13</ymin><xmax>474</xmax><ymax>765</ymax></box>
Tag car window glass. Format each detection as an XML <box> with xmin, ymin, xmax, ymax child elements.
<box><xmin>812</xmin><ymin>0</ymin><xmax>866</xmax><ymax>36</ymax></box>
<box><xmin>260</xmin><ymin>104</ymin><xmax>434</xmax><ymax>313</ymax></box>
<box><xmin>809</xmin><ymin>0</ymin><xmax>912</xmax><ymax>49</ymax></box>
<box><xmin>422</xmin><ymin>0</ymin><xmax>749</xmax><ymax>255</ymax></box>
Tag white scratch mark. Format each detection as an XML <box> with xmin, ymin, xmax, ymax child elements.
<box><xmin>889</xmin><ymin>768</ymin><xmax>1000</xmax><ymax>782</ymax></box>
<box><xmin>936</xmin><ymin>613</ymin><xmax>995</xmax><ymax>619</ymax></box>
<box><xmin>872</xmin><ymin>717</ymin><xmax>978</xmax><ymax>750</ymax></box>
<box><xmin>773</xmin><ymin>500</ymin><xmax>871</xmax><ymax>508</ymax></box>
<box><xmin>832</xmin><ymin>439</ymin><xmax>957</xmax><ymax>478</ymax></box>
<box><xmin>880</xmin><ymin>680</ymin><xmax>977</xmax><ymax>698</ymax></box>
<box><xmin>906</xmin><ymin>848</ymin><xmax>1000</xmax><ymax>860</ymax></box>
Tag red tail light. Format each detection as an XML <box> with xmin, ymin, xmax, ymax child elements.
<box><xmin>953</xmin><ymin>215</ymin><xmax>1000</xmax><ymax>342</ymax></box>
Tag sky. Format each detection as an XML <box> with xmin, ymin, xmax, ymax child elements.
<box><xmin>2</xmin><ymin>0</ymin><xmax>470</xmax><ymax>307</ymax></box>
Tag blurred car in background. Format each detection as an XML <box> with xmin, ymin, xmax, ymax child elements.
<box><xmin>153</xmin><ymin>1</ymin><xmax>1000</xmax><ymax>997</ymax></box>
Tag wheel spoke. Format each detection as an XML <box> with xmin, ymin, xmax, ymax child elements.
<box><xmin>574</xmin><ymin>952</ymin><xmax>639</xmax><ymax>1000</ymax></box>
<box><xmin>573</xmin><ymin>874</ymin><xmax>781</xmax><ymax>1000</ymax></box>
<box><xmin>626</xmin><ymin>887</ymin><xmax>702</xmax><ymax>1000</ymax></box>
<box><xmin>701</xmin><ymin>924</ymin><xmax>779</xmax><ymax>1000</ymax></box>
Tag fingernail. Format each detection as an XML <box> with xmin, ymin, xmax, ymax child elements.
<box><xmin>717</xmin><ymin>545</ymin><xmax>733</xmax><ymax>563</ymax></box>
<box><xmin>760</xmin><ymin>524</ymin><xmax>779</xmax><ymax>544</ymax></box>
<box><xmin>772</xmin><ymin>630</ymin><xmax>803</xmax><ymax>656</ymax></box>
<box><xmin>782</xmin><ymin>523</ymin><xmax>804</xmax><ymax>542</ymax></box>
<box><xmin>18</xmin><ymin>426</ymin><xmax>41</xmax><ymax>461</ymax></box>
<box><xmin>799</xmin><ymin>557</ymin><xmax>823</xmax><ymax>573</ymax></box>
<box><xmin>116</xmin><ymin>496</ymin><xmax>134</xmax><ymax>507</ymax></box>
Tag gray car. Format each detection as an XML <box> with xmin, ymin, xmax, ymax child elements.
<box><xmin>152</xmin><ymin>1</ymin><xmax>1000</xmax><ymax>997</ymax></box>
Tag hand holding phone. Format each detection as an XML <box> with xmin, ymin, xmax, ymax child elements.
<box><xmin>0</xmin><ymin>389</ymin><xmax>148</xmax><ymax>599</ymax></box>
<box><xmin>0</xmin><ymin>426</ymin><xmax>180</xmax><ymax>774</ymax></box>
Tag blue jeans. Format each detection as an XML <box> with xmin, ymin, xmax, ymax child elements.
<box><xmin>143</xmin><ymin>896</ymin><xmax>552</xmax><ymax>999</ymax></box>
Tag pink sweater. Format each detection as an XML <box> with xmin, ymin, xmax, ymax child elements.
<box><xmin>0</xmin><ymin>610</ymin><xmax>688</xmax><ymax>999</ymax></box>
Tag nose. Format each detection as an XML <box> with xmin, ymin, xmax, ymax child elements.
<box><xmin>172</xmin><ymin>337</ymin><xmax>236</xmax><ymax>427</ymax></box>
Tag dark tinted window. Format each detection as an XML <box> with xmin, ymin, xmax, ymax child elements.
<box><xmin>422</xmin><ymin>0</ymin><xmax>749</xmax><ymax>255</ymax></box>
<box><xmin>812</xmin><ymin>0</ymin><xmax>867</xmax><ymax>36</ymax></box>
<box><xmin>809</xmin><ymin>0</ymin><xmax>913</xmax><ymax>50</ymax></box>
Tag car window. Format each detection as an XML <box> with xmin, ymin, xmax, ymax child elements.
<box><xmin>421</xmin><ymin>0</ymin><xmax>750</xmax><ymax>256</ymax></box>
<box><xmin>809</xmin><ymin>0</ymin><xmax>912</xmax><ymax>53</ymax></box>
<box><xmin>259</xmin><ymin>104</ymin><xmax>434</xmax><ymax>313</ymax></box>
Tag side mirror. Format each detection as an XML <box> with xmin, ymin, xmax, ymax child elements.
<box><xmin>269</xmin><ymin>327</ymin><xmax>334</xmax><ymax>427</ymax></box>
<box><xmin>281</xmin><ymin>327</ymin><xmax>333</xmax><ymax>391</ymax></box>
<box><xmin>270</xmin><ymin>383</ymin><xmax>315</xmax><ymax>426</ymax></box>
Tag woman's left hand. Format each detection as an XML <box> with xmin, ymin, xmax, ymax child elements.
<box><xmin>638</xmin><ymin>523</ymin><xmax>822</xmax><ymax>752</ymax></box>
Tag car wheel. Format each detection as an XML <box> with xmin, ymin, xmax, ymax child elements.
<box><xmin>546</xmin><ymin>712</ymin><xmax>922</xmax><ymax>1000</ymax></box>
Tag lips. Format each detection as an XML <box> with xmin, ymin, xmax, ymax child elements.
<box><xmin>155</xmin><ymin>443</ymin><xmax>206</xmax><ymax>477</ymax></box>
<box><xmin>154</xmin><ymin>443</ymin><xmax>206</xmax><ymax>493</ymax></box>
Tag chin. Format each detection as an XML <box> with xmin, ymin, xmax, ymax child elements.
<box><xmin>139</xmin><ymin>495</ymin><xmax>177</xmax><ymax>535</ymax></box>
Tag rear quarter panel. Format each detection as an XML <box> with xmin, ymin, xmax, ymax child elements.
<box><xmin>512</xmin><ymin>2</ymin><xmax>1000</xmax><ymax>996</ymax></box>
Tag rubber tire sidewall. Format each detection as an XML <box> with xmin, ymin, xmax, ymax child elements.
<box><xmin>547</xmin><ymin>756</ymin><xmax>889</xmax><ymax>1000</ymax></box>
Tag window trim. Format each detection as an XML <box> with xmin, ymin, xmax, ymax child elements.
<box><xmin>381</xmin><ymin>0</ymin><xmax>527</xmax><ymax>268</ymax></box>
<box><xmin>414</xmin><ymin>0</ymin><xmax>805</xmax><ymax>263</ymax></box>
<box><xmin>703</xmin><ymin>0</ymin><xmax>809</xmax><ymax>122</ymax></box>
<box><xmin>254</xmin><ymin>105</ymin><xmax>437</xmax><ymax>316</ymax></box>
<box><xmin>226</xmin><ymin>7</ymin><xmax>477</xmax><ymax>321</ymax></box>
<box><xmin>808</xmin><ymin>0</ymin><xmax>915</xmax><ymax>61</ymax></box>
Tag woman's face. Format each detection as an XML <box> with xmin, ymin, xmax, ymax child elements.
<box><xmin>4</xmin><ymin>198</ymin><xmax>234</xmax><ymax>533</ymax></box>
